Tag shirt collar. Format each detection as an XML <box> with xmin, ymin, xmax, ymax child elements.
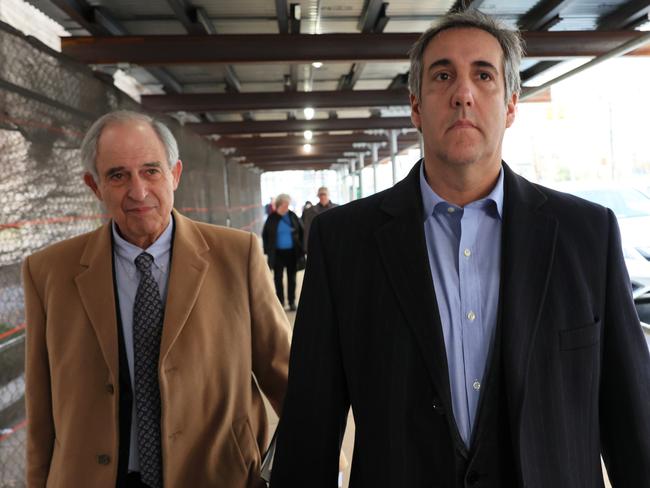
<box><xmin>112</xmin><ymin>215</ymin><xmax>174</xmax><ymax>272</ymax></box>
<box><xmin>419</xmin><ymin>161</ymin><xmax>504</xmax><ymax>219</ymax></box>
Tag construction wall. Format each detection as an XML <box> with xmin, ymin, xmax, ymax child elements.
<box><xmin>0</xmin><ymin>20</ymin><xmax>263</xmax><ymax>486</ymax></box>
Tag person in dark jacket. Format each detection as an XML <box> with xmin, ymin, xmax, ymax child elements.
<box><xmin>301</xmin><ymin>186</ymin><xmax>338</xmax><ymax>252</ymax></box>
<box><xmin>262</xmin><ymin>193</ymin><xmax>304</xmax><ymax>311</ymax></box>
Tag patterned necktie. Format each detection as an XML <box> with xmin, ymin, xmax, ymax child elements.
<box><xmin>133</xmin><ymin>252</ymin><xmax>164</xmax><ymax>488</ymax></box>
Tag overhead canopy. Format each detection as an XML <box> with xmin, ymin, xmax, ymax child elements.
<box><xmin>24</xmin><ymin>0</ymin><xmax>650</xmax><ymax>171</ymax></box>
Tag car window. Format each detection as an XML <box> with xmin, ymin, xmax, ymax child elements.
<box><xmin>574</xmin><ymin>189</ymin><xmax>650</xmax><ymax>218</ymax></box>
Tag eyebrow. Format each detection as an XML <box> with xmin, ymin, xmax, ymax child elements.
<box><xmin>104</xmin><ymin>162</ymin><xmax>162</xmax><ymax>177</ymax></box>
<box><xmin>427</xmin><ymin>59</ymin><xmax>499</xmax><ymax>72</ymax></box>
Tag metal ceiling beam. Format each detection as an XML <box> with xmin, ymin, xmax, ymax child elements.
<box><xmin>275</xmin><ymin>0</ymin><xmax>289</xmax><ymax>33</ymax></box>
<box><xmin>450</xmin><ymin>0</ymin><xmax>486</xmax><ymax>12</ymax></box>
<box><xmin>246</xmin><ymin>151</ymin><xmax>364</xmax><ymax>162</ymax></box>
<box><xmin>142</xmin><ymin>89</ymin><xmax>409</xmax><ymax>112</ymax></box>
<box><xmin>223</xmin><ymin>65</ymin><xmax>242</xmax><ymax>93</ymax></box>
<box><xmin>165</xmin><ymin>0</ymin><xmax>213</xmax><ymax>35</ymax></box>
<box><xmin>520</xmin><ymin>60</ymin><xmax>560</xmax><ymax>83</ymax></box>
<box><xmin>51</xmin><ymin>0</ymin><xmax>183</xmax><ymax>93</ymax></box>
<box><xmin>246</xmin><ymin>143</ymin><xmax>411</xmax><ymax>165</ymax></box>
<box><xmin>358</xmin><ymin>0</ymin><xmax>389</xmax><ymax>33</ymax></box>
<box><xmin>61</xmin><ymin>31</ymin><xmax>650</xmax><ymax>65</ymax></box>
<box><xmin>189</xmin><ymin>116</ymin><xmax>413</xmax><ymax>135</ymax></box>
<box><xmin>289</xmin><ymin>3</ymin><xmax>301</xmax><ymax>34</ymax></box>
<box><xmin>520</xmin><ymin>0</ymin><xmax>650</xmax><ymax>86</ymax></box>
<box><xmin>519</xmin><ymin>0</ymin><xmax>573</xmax><ymax>31</ymax></box>
<box><xmin>251</xmin><ymin>157</ymin><xmax>343</xmax><ymax>165</ymax></box>
<box><xmin>215</xmin><ymin>132</ymin><xmax>417</xmax><ymax>149</ymax></box>
<box><xmin>259</xmin><ymin>163</ymin><xmax>333</xmax><ymax>171</ymax></box>
<box><xmin>388</xmin><ymin>73</ymin><xmax>409</xmax><ymax>90</ymax></box>
<box><xmin>599</xmin><ymin>0</ymin><xmax>650</xmax><ymax>30</ymax></box>
<box><xmin>235</xmin><ymin>143</ymin><xmax>395</xmax><ymax>158</ymax></box>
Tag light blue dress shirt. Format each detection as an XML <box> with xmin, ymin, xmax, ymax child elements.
<box><xmin>419</xmin><ymin>162</ymin><xmax>503</xmax><ymax>447</ymax></box>
<box><xmin>112</xmin><ymin>217</ymin><xmax>173</xmax><ymax>472</ymax></box>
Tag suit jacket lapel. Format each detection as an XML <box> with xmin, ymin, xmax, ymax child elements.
<box><xmin>75</xmin><ymin>223</ymin><xmax>120</xmax><ymax>382</ymax></box>
<box><xmin>160</xmin><ymin>209</ymin><xmax>210</xmax><ymax>361</ymax></box>
<box><xmin>500</xmin><ymin>164</ymin><xmax>558</xmax><ymax>435</ymax></box>
<box><xmin>375</xmin><ymin>160</ymin><xmax>459</xmax><ymax>443</ymax></box>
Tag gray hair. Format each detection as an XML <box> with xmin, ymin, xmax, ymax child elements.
<box><xmin>408</xmin><ymin>9</ymin><xmax>523</xmax><ymax>105</ymax></box>
<box><xmin>80</xmin><ymin>110</ymin><xmax>179</xmax><ymax>181</ymax></box>
<box><xmin>275</xmin><ymin>194</ymin><xmax>291</xmax><ymax>208</ymax></box>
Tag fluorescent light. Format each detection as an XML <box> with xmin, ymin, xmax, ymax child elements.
<box><xmin>303</xmin><ymin>143</ymin><xmax>313</xmax><ymax>153</ymax></box>
<box><xmin>303</xmin><ymin>107</ymin><xmax>315</xmax><ymax>120</ymax></box>
<box><xmin>312</xmin><ymin>62</ymin><xmax>323</xmax><ymax>68</ymax></box>
<box><xmin>303</xmin><ymin>130</ymin><xmax>313</xmax><ymax>140</ymax></box>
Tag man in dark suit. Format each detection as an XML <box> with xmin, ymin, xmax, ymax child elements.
<box><xmin>271</xmin><ymin>9</ymin><xmax>650</xmax><ymax>488</ymax></box>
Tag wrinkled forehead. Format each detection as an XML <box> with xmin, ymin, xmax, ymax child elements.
<box><xmin>424</xmin><ymin>27</ymin><xmax>505</xmax><ymax>70</ymax></box>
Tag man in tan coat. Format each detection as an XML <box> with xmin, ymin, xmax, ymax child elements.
<box><xmin>22</xmin><ymin>110</ymin><xmax>291</xmax><ymax>488</ymax></box>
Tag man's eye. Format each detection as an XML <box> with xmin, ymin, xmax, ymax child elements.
<box><xmin>435</xmin><ymin>72</ymin><xmax>450</xmax><ymax>81</ymax></box>
<box><xmin>146</xmin><ymin>169</ymin><xmax>159</xmax><ymax>175</ymax></box>
<box><xmin>110</xmin><ymin>173</ymin><xmax>123</xmax><ymax>180</ymax></box>
<box><xmin>479</xmin><ymin>72</ymin><xmax>493</xmax><ymax>81</ymax></box>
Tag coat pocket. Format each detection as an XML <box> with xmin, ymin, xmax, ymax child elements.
<box><xmin>230</xmin><ymin>417</ymin><xmax>261</xmax><ymax>475</ymax></box>
<box><xmin>558</xmin><ymin>320</ymin><xmax>601</xmax><ymax>351</ymax></box>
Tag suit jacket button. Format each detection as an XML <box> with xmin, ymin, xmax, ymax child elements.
<box><xmin>105</xmin><ymin>384</ymin><xmax>114</xmax><ymax>394</ymax></box>
<box><xmin>466</xmin><ymin>470</ymin><xmax>479</xmax><ymax>485</ymax></box>
<box><xmin>432</xmin><ymin>399</ymin><xmax>444</xmax><ymax>414</ymax></box>
<box><xmin>97</xmin><ymin>454</ymin><xmax>111</xmax><ymax>465</ymax></box>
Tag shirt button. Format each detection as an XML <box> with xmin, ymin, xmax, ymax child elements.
<box><xmin>463</xmin><ymin>248</ymin><xmax>471</xmax><ymax>257</ymax></box>
<box><xmin>447</xmin><ymin>207</ymin><xmax>455</xmax><ymax>213</ymax></box>
<box><xmin>466</xmin><ymin>311</ymin><xmax>476</xmax><ymax>321</ymax></box>
<box><xmin>473</xmin><ymin>380</ymin><xmax>481</xmax><ymax>391</ymax></box>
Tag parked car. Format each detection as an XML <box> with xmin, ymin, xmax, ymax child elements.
<box><xmin>553</xmin><ymin>183</ymin><xmax>650</xmax><ymax>302</ymax></box>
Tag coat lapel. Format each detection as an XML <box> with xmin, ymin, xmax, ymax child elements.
<box><xmin>159</xmin><ymin>210</ymin><xmax>210</xmax><ymax>361</ymax></box>
<box><xmin>375</xmin><ymin>161</ymin><xmax>458</xmax><ymax>440</ymax></box>
<box><xmin>75</xmin><ymin>224</ymin><xmax>120</xmax><ymax>382</ymax></box>
<box><xmin>500</xmin><ymin>164</ymin><xmax>558</xmax><ymax>434</ymax></box>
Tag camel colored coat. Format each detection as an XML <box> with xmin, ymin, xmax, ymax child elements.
<box><xmin>23</xmin><ymin>210</ymin><xmax>291</xmax><ymax>487</ymax></box>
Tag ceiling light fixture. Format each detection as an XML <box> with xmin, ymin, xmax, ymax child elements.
<box><xmin>303</xmin><ymin>130</ymin><xmax>313</xmax><ymax>141</ymax></box>
<box><xmin>303</xmin><ymin>143</ymin><xmax>313</xmax><ymax>153</ymax></box>
<box><xmin>312</xmin><ymin>62</ymin><xmax>323</xmax><ymax>68</ymax></box>
<box><xmin>303</xmin><ymin>107</ymin><xmax>315</xmax><ymax>120</ymax></box>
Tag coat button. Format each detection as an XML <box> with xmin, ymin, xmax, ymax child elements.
<box><xmin>432</xmin><ymin>399</ymin><xmax>444</xmax><ymax>414</ymax></box>
<box><xmin>105</xmin><ymin>384</ymin><xmax>114</xmax><ymax>394</ymax></box>
<box><xmin>97</xmin><ymin>454</ymin><xmax>111</xmax><ymax>465</ymax></box>
<box><xmin>466</xmin><ymin>470</ymin><xmax>479</xmax><ymax>485</ymax></box>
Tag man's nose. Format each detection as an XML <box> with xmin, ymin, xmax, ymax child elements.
<box><xmin>451</xmin><ymin>78</ymin><xmax>474</xmax><ymax>108</ymax></box>
<box><xmin>128</xmin><ymin>175</ymin><xmax>148</xmax><ymax>200</ymax></box>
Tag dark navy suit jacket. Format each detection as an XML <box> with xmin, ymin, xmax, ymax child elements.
<box><xmin>271</xmin><ymin>161</ymin><xmax>650</xmax><ymax>488</ymax></box>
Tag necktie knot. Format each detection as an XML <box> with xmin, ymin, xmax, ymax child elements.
<box><xmin>135</xmin><ymin>252</ymin><xmax>154</xmax><ymax>273</ymax></box>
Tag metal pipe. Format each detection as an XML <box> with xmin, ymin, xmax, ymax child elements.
<box><xmin>390</xmin><ymin>129</ymin><xmax>398</xmax><ymax>185</ymax></box>
<box><xmin>371</xmin><ymin>143</ymin><xmax>379</xmax><ymax>194</ymax></box>
<box><xmin>349</xmin><ymin>160</ymin><xmax>355</xmax><ymax>202</ymax></box>
<box><xmin>358</xmin><ymin>152</ymin><xmax>365</xmax><ymax>199</ymax></box>
<box><xmin>223</xmin><ymin>159</ymin><xmax>232</xmax><ymax>227</ymax></box>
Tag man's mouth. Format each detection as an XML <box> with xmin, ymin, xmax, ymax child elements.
<box><xmin>449</xmin><ymin>119</ymin><xmax>477</xmax><ymax>131</ymax></box>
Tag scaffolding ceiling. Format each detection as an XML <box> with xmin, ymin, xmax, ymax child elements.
<box><xmin>20</xmin><ymin>0</ymin><xmax>650</xmax><ymax>171</ymax></box>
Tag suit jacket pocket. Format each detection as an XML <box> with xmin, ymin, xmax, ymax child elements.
<box><xmin>558</xmin><ymin>321</ymin><xmax>601</xmax><ymax>351</ymax></box>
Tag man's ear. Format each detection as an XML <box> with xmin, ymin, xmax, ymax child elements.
<box><xmin>410</xmin><ymin>93</ymin><xmax>422</xmax><ymax>131</ymax></box>
<box><xmin>83</xmin><ymin>172</ymin><xmax>102</xmax><ymax>201</ymax></box>
<box><xmin>171</xmin><ymin>160</ymin><xmax>183</xmax><ymax>190</ymax></box>
<box><xmin>505</xmin><ymin>92</ymin><xmax>518</xmax><ymax>128</ymax></box>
